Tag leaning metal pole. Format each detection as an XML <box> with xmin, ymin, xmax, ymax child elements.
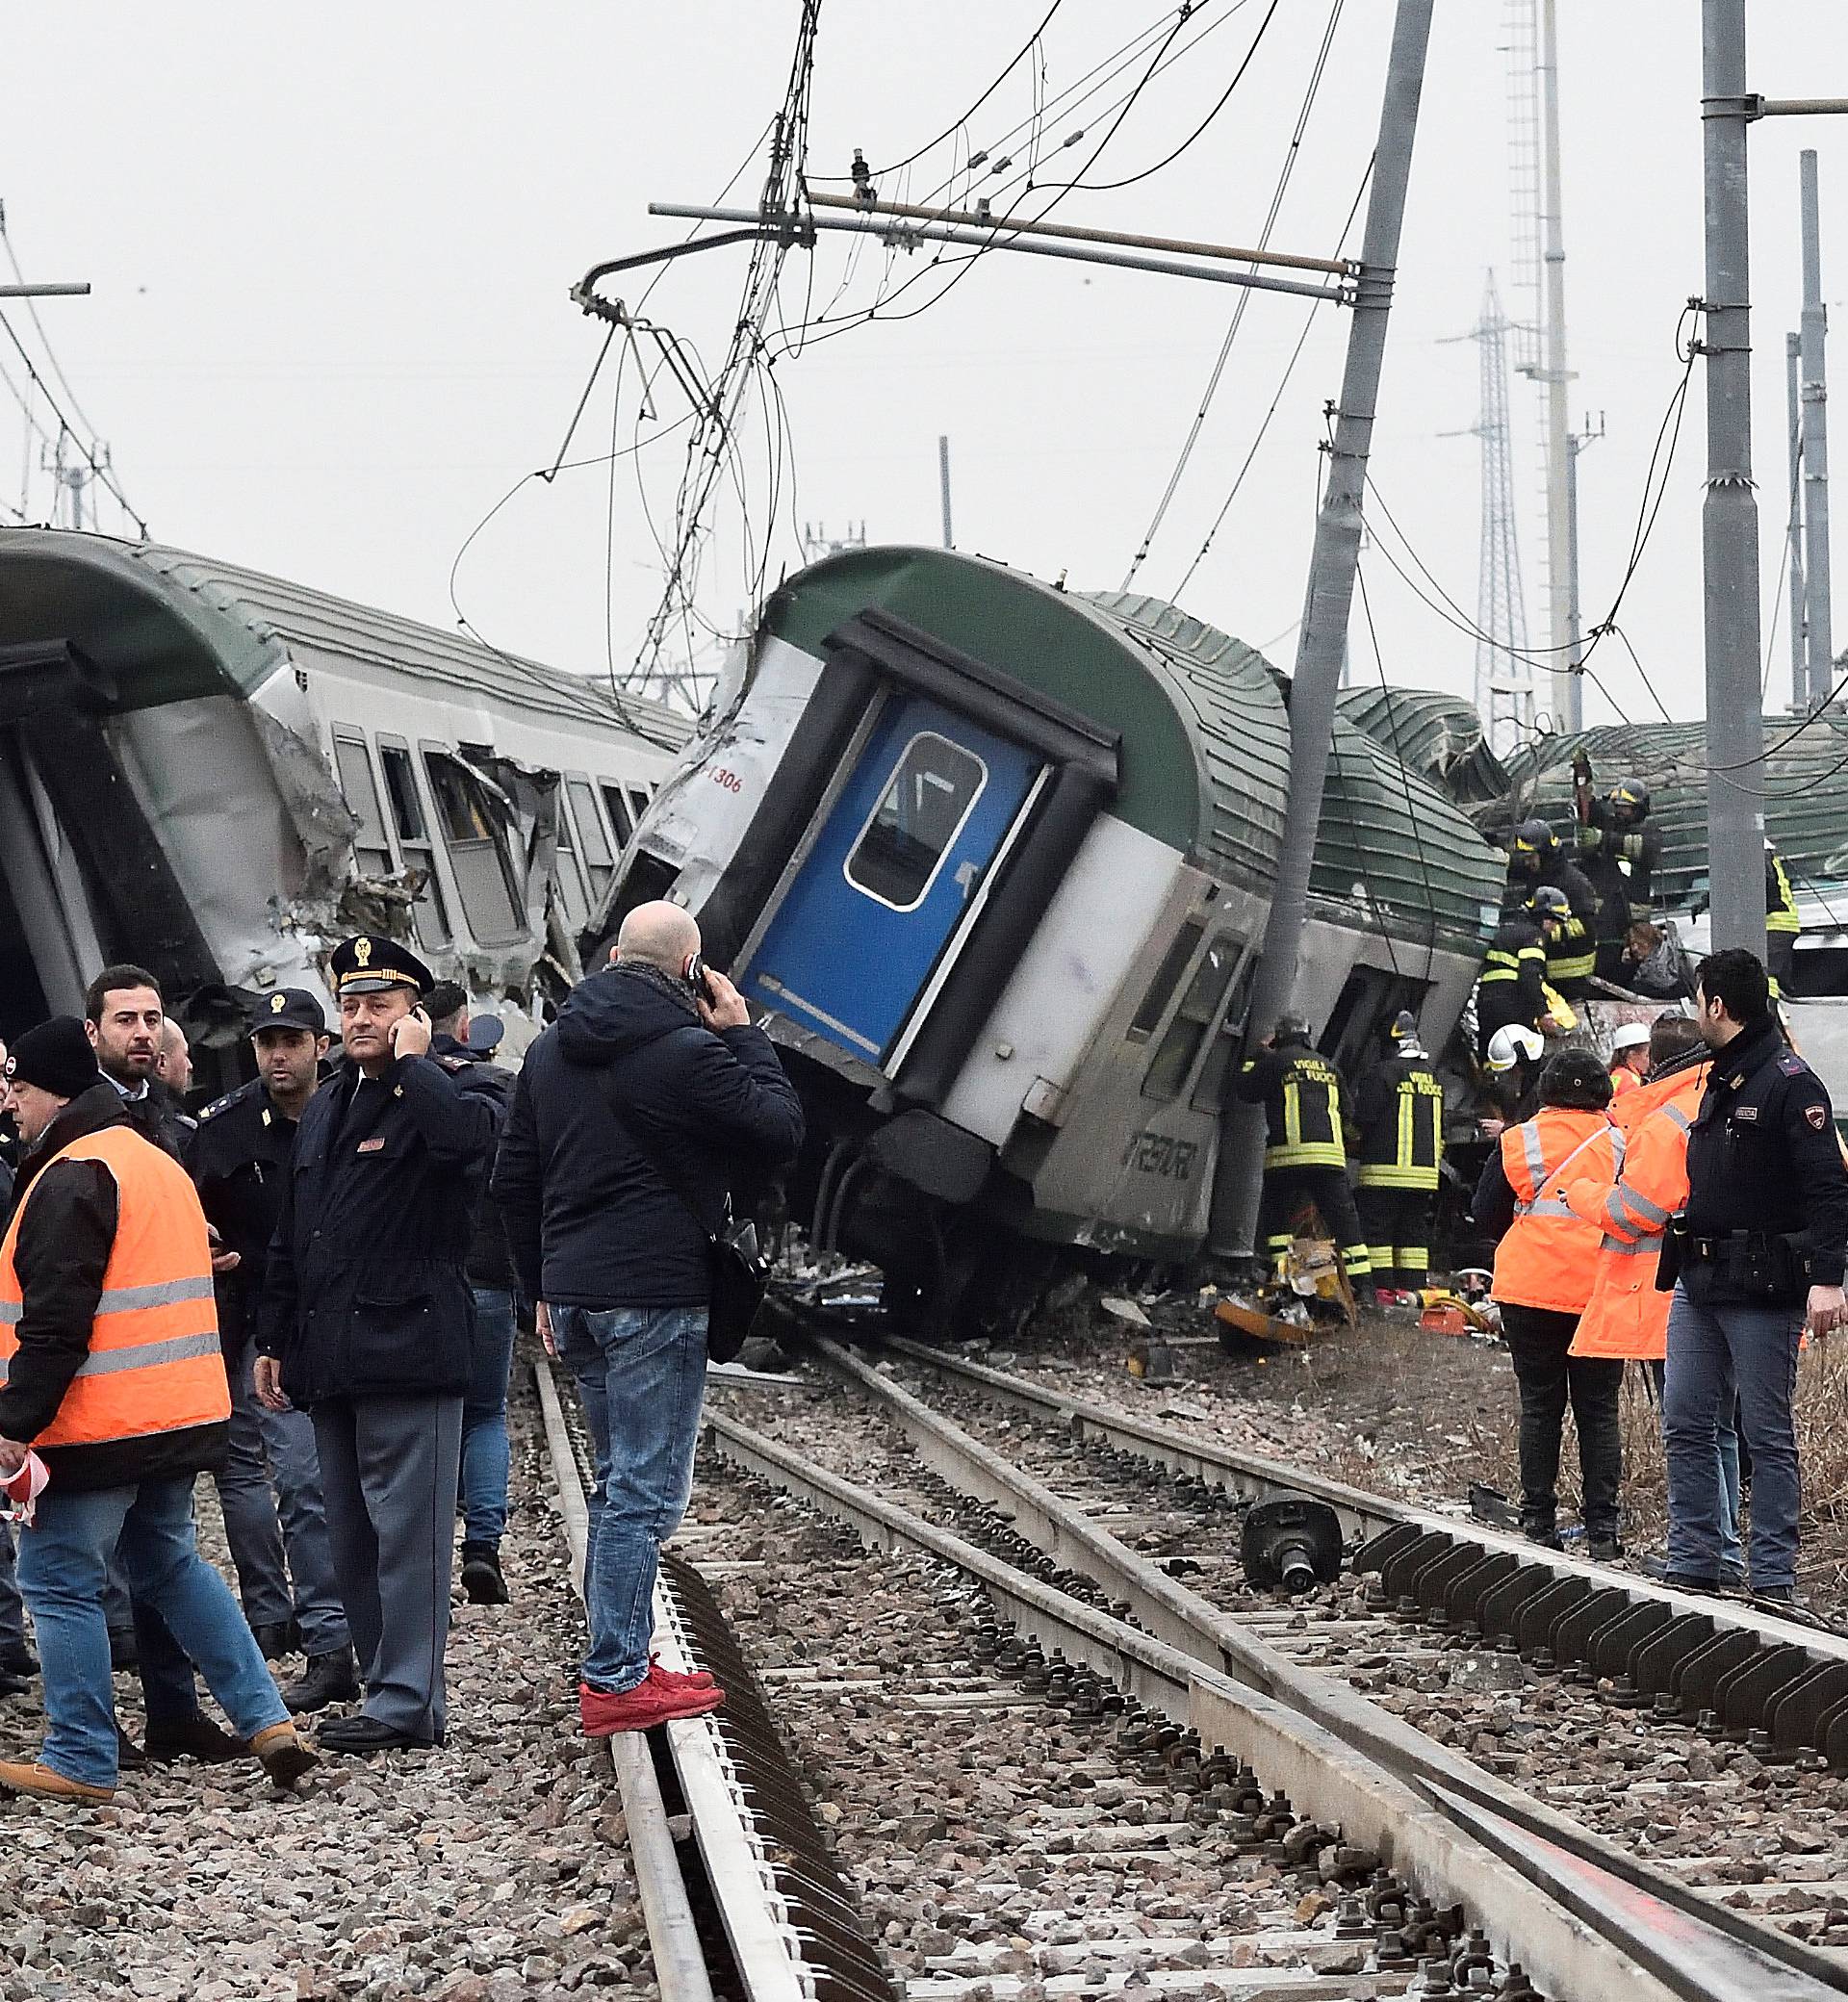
<box><xmin>1700</xmin><ymin>0</ymin><xmax>1767</xmax><ymax>959</ymax></box>
<box><xmin>1800</xmin><ymin>147</ymin><xmax>1835</xmax><ymax>709</ymax></box>
<box><xmin>1538</xmin><ymin>0</ymin><xmax>1579</xmax><ymax>733</ymax></box>
<box><xmin>1788</xmin><ymin>330</ymin><xmax>1809</xmax><ymax>711</ymax></box>
<box><xmin>1210</xmin><ymin>0</ymin><xmax>1436</xmax><ymax>1257</ymax></box>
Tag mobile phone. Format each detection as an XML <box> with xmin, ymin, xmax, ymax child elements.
<box><xmin>683</xmin><ymin>953</ymin><xmax>715</xmax><ymax>1004</ymax></box>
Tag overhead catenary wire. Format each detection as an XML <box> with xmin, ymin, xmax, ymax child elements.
<box><xmin>1124</xmin><ymin>0</ymin><xmax>1349</xmax><ymax>590</ymax></box>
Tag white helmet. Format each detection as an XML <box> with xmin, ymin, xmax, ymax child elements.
<box><xmin>1609</xmin><ymin>1021</ymin><xmax>1651</xmax><ymax>1055</ymax></box>
<box><xmin>1486</xmin><ymin>1024</ymin><xmax>1545</xmax><ymax>1073</ymax></box>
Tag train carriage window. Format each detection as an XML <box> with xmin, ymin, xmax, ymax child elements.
<box><xmin>423</xmin><ymin>749</ymin><xmax>523</xmax><ymax>943</ymax></box>
<box><xmin>550</xmin><ymin>785</ymin><xmax>589</xmax><ymax>928</ymax></box>
<box><xmin>567</xmin><ymin>778</ymin><xmax>615</xmax><ymax>895</ymax></box>
<box><xmin>1320</xmin><ymin>967</ymin><xmax>1432</xmax><ymax>1082</ymax></box>
<box><xmin>1191</xmin><ymin>950</ymin><xmax>1258</xmax><ymax>1113</ymax></box>
<box><xmin>600</xmin><ymin>784</ymin><xmax>635</xmax><ymax>847</ymax></box>
<box><xmin>1126</xmin><ymin>921</ymin><xmax>1204</xmax><ymax>1042</ymax></box>
<box><xmin>626</xmin><ymin>784</ymin><xmax>651</xmax><ymax>828</ymax></box>
<box><xmin>1142</xmin><ymin>934</ymin><xmax>1241</xmax><ymax>1102</ymax></box>
<box><xmin>332</xmin><ymin>732</ymin><xmax>393</xmax><ymax>880</ymax></box>
<box><xmin>844</xmin><ymin>732</ymin><xmax>987</xmax><ymax>912</ymax></box>
<box><xmin>378</xmin><ymin>740</ymin><xmax>450</xmax><ymax>949</ymax></box>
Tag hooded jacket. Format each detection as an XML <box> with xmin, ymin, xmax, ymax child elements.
<box><xmin>491</xmin><ymin>962</ymin><xmax>804</xmax><ymax>1309</ymax></box>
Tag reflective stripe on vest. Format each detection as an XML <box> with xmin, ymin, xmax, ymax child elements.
<box><xmin>1266</xmin><ymin>1066</ymin><xmax>1346</xmax><ymax>1170</ymax></box>
<box><xmin>1493</xmin><ymin>1109</ymin><xmax>1619</xmax><ymax>1312</ymax></box>
<box><xmin>1768</xmin><ymin>855</ymin><xmax>1801</xmax><ymax>934</ymax></box>
<box><xmin>0</xmin><ymin>1125</ymin><xmax>228</xmax><ymax>1450</ymax></box>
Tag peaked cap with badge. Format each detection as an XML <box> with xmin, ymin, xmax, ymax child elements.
<box><xmin>329</xmin><ymin>935</ymin><xmax>434</xmax><ymax>997</ymax></box>
<box><xmin>252</xmin><ymin>988</ymin><xmax>329</xmax><ymax>1037</ymax></box>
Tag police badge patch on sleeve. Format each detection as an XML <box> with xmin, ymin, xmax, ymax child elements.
<box><xmin>1805</xmin><ymin>1103</ymin><xmax>1829</xmax><ymax>1131</ymax></box>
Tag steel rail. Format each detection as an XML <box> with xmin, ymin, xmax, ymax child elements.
<box><xmin>707</xmin><ymin>1405</ymin><xmax>1701</xmax><ymax>2002</ymax></box>
<box><xmin>533</xmin><ymin>1360</ymin><xmax>717</xmax><ymax>2002</ymax></box>
<box><xmin>802</xmin><ymin>1336</ymin><xmax>1846</xmax><ymax>2002</ymax></box>
<box><xmin>877</xmin><ymin>1335</ymin><xmax>1848</xmax><ymax>1671</ymax></box>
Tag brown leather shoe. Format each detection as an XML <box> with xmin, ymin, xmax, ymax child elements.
<box><xmin>0</xmin><ymin>1759</ymin><xmax>115</xmax><ymax>1804</ymax></box>
<box><xmin>250</xmin><ymin>1722</ymin><xmax>318</xmax><ymax>1789</ymax></box>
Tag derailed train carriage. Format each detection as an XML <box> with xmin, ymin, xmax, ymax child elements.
<box><xmin>0</xmin><ymin>527</ymin><xmax>685</xmax><ymax>1095</ymax></box>
<box><xmin>591</xmin><ymin>545</ymin><xmax>1505</xmax><ymax>1325</ymax></box>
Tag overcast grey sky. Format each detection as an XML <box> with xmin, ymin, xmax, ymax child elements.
<box><xmin>4</xmin><ymin>3</ymin><xmax>1847</xmax><ymax>735</ymax></box>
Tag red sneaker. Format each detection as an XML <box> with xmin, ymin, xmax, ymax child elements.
<box><xmin>650</xmin><ymin>1656</ymin><xmax>717</xmax><ymax>1690</ymax></box>
<box><xmin>580</xmin><ymin>1676</ymin><xmax>724</xmax><ymax>1736</ymax></box>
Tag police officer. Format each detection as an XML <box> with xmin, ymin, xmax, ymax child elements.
<box><xmin>192</xmin><ymin>988</ymin><xmax>358</xmax><ymax>1714</ymax></box>
<box><xmin>255</xmin><ymin>936</ymin><xmax>502</xmax><ymax>1752</ymax></box>
<box><xmin>1237</xmin><ymin>1017</ymin><xmax>1374</xmax><ymax>1307</ymax></box>
<box><xmin>1661</xmin><ymin>948</ymin><xmax>1848</xmax><ymax>1604</ymax></box>
<box><xmin>423</xmin><ymin>982</ymin><xmax>518</xmax><ymax>1607</ymax></box>
<box><xmin>1350</xmin><ymin>1011</ymin><xmax>1445</xmax><ymax>1298</ymax></box>
<box><xmin>1765</xmin><ymin>838</ymin><xmax>1802</xmax><ymax>997</ymax></box>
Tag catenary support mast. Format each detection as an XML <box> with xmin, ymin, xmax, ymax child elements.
<box><xmin>1537</xmin><ymin>0</ymin><xmax>1579</xmax><ymax>732</ymax></box>
<box><xmin>1788</xmin><ymin>329</ymin><xmax>1809</xmax><ymax>710</ymax></box>
<box><xmin>1211</xmin><ymin>0</ymin><xmax>1436</xmax><ymax>1255</ymax></box>
<box><xmin>1700</xmin><ymin>0</ymin><xmax>1767</xmax><ymax>959</ymax></box>
<box><xmin>1800</xmin><ymin>147</ymin><xmax>1834</xmax><ymax>710</ymax></box>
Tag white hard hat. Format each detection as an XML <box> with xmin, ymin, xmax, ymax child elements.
<box><xmin>1609</xmin><ymin>1022</ymin><xmax>1651</xmax><ymax>1054</ymax></box>
<box><xmin>1486</xmin><ymin>1024</ymin><xmax>1545</xmax><ymax>1073</ymax></box>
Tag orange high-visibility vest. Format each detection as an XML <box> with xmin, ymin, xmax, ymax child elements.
<box><xmin>0</xmin><ymin>1124</ymin><xmax>227</xmax><ymax>1450</ymax></box>
<box><xmin>1562</xmin><ymin>1064</ymin><xmax>1707</xmax><ymax>1361</ymax></box>
<box><xmin>1491</xmin><ymin>1106</ymin><xmax>1622</xmax><ymax>1315</ymax></box>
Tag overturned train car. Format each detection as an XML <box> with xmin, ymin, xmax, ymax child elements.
<box><xmin>592</xmin><ymin>546</ymin><xmax>1503</xmax><ymax>1323</ymax></box>
<box><xmin>0</xmin><ymin>528</ymin><xmax>685</xmax><ymax>1094</ymax></box>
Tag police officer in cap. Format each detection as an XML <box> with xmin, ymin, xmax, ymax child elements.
<box><xmin>255</xmin><ymin>936</ymin><xmax>501</xmax><ymax>1752</ymax></box>
<box><xmin>192</xmin><ymin>988</ymin><xmax>358</xmax><ymax>1714</ymax></box>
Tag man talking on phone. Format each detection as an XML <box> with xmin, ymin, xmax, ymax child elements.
<box><xmin>255</xmin><ymin>934</ymin><xmax>502</xmax><ymax>1752</ymax></box>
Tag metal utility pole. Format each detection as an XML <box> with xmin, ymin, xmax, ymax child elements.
<box><xmin>1562</xmin><ymin>416</ymin><xmax>1602</xmax><ymax>732</ymax></box>
<box><xmin>1212</xmin><ymin>0</ymin><xmax>1435</xmax><ymax>1256</ymax></box>
<box><xmin>1800</xmin><ymin>147</ymin><xmax>1834</xmax><ymax>708</ymax></box>
<box><xmin>1787</xmin><ymin>330</ymin><xmax>1809</xmax><ymax>710</ymax></box>
<box><xmin>937</xmin><ymin>435</ymin><xmax>954</xmax><ymax>549</ymax></box>
<box><xmin>1700</xmin><ymin>0</ymin><xmax>1766</xmax><ymax>959</ymax></box>
<box><xmin>1536</xmin><ymin>0</ymin><xmax>1577</xmax><ymax>715</ymax></box>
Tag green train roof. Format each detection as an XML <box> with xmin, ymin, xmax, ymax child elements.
<box><xmin>1335</xmin><ymin>685</ymin><xmax>1510</xmax><ymax>805</ymax></box>
<box><xmin>761</xmin><ymin>546</ymin><xmax>1502</xmax><ymax>949</ymax></box>
<box><xmin>0</xmin><ymin>527</ymin><xmax>687</xmax><ymax>747</ymax></box>
<box><xmin>1495</xmin><ymin>716</ymin><xmax>1848</xmax><ymax>905</ymax></box>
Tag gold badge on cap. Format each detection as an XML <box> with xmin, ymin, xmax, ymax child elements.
<box><xmin>270</xmin><ymin>993</ymin><xmax>288</xmax><ymax>1014</ymax></box>
<box><xmin>355</xmin><ymin>937</ymin><xmax>372</xmax><ymax>966</ymax></box>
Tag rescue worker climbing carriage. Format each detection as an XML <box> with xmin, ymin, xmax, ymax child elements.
<box><xmin>1236</xmin><ymin>1018</ymin><xmax>1374</xmax><ymax>1308</ymax></box>
<box><xmin>1350</xmin><ymin>1010</ymin><xmax>1445</xmax><ymax>1298</ymax></box>
<box><xmin>1504</xmin><ymin>822</ymin><xmax>1597</xmax><ymax>1001</ymax></box>
<box><xmin>1574</xmin><ymin>760</ymin><xmax>1666</xmax><ymax>981</ymax></box>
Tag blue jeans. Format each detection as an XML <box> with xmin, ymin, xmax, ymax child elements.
<box><xmin>15</xmin><ymin>1477</ymin><xmax>290</xmax><ymax>1788</ymax></box>
<box><xmin>0</xmin><ymin>1520</ymin><xmax>25</xmax><ymax>1659</ymax></box>
<box><xmin>554</xmin><ymin>1305</ymin><xmax>707</xmax><ymax>1694</ymax></box>
<box><xmin>460</xmin><ymin>1288</ymin><xmax>518</xmax><ymax>1547</ymax></box>
<box><xmin>1663</xmin><ymin>1287</ymin><xmax>1804</xmax><ymax>1589</ymax></box>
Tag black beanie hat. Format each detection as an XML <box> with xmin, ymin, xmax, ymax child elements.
<box><xmin>6</xmin><ymin>1017</ymin><xmax>101</xmax><ymax>1100</ymax></box>
<box><xmin>1537</xmin><ymin>1047</ymin><xmax>1613</xmax><ymax>1113</ymax></box>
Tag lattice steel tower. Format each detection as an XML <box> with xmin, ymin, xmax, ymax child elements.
<box><xmin>1460</xmin><ymin>271</ymin><xmax>1536</xmax><ymax>753</ymax></box>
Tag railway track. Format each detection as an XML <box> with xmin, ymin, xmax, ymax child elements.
<box><xmin>532</xmin><ymin>1358</ymin><xmax>894</xmax><ymax>2002</ymax></box>
<box><xmin>695</xmin><ymin>1329</ymin><xmax>1848</xmax><ymax>2000</ymax></box>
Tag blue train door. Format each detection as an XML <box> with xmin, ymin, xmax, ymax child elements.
<box><xmin>743</xmin><ymin>692</ymin><xmax>1040</xmax><ymax>1065</ymax></box>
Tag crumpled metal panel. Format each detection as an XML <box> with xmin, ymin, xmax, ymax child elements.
<box><xmin>1336</xmin><ymin>685</ymin><xmax>1512</xmax><ymax>805</ymax></box>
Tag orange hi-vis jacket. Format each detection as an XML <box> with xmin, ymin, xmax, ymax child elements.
<box><xmin>1561</xmin><ymin>1062</ymin><xmax>1707</xmax><ymax>1360</ymax></box>
<box><xmin>1490</xmin><ymin>1106</ymin><xmax>1623</xmax><ymax>1315</ymax></box>
<box><xmin>0</xmin><ymin>1124</ymin><xmax>227</xmax><ymax>1450</ymax></box>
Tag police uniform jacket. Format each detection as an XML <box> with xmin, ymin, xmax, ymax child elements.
<box><xmin>1236</xmin><ymin>1040</ymin><xmax>1347</xmax><ymax>1169</ymax></box>
<box><xmin>191</xmin><ymin>1079</ymin><xmax>306</xmax><ymax>1351</ymax></box>
<box><xmin>1681</xmin><ymin>1014</ymin><xmax>1848</xmax><ymax>1305</ymax></box>
<box><xmin>256</xmin><ymin>1050</ymin><xmax>501</xmax><ymax>1405</ymax></box>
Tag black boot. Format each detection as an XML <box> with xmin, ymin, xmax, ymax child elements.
<box><xmin>250</xmin><ymin>1619</ymin><xmax>299</xmax><ymax>1662</ymax></box>
<box><xmin>283</xmin><ymin>1647</ymin><xmax>361</xmax><ymax>1715</ymax></box>
<box><xmin>460</xmin><ymin>1542</ymin><xmax>510</xmax><ymax>1605</ymax></box>
<box><xmin>144</xmin><ymin>1712</ymin><xmax>247</xmax><ymax>1763</ymax></box>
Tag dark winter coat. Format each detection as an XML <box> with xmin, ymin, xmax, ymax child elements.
<box><xmin>491</xmin><ymin>963</ymin><xmax>804</xmax><ymax>1310</ymax></box>
<box><xmin>0</xmin><ymin>1082</ymin><xmax>229</xmax><ymax>1492</ymax></box>
<box><xmin>191</xmin><ymin>1078</ymin><xmax>309</xmax><ymax>1352</ymax></box>
<box><xmin>430</xmin><ymin>1035</ymin><xmax>518</xmax><ymax>1293</ymax></box>
<box><xmin>256</xmin><ymin>1051</ymin><xmax>502</xmax><ymax>1406</ymax></box>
